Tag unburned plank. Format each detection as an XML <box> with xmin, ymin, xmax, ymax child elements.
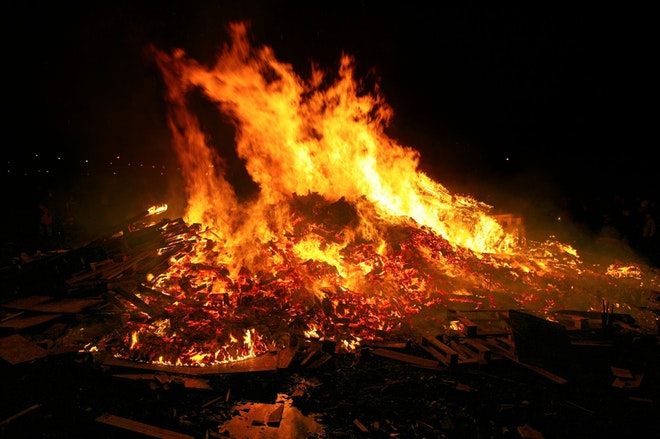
<box><xmin>371</xmin><ymin>348</ymin><xmax>439</xmax><ymax>369</ymax></box>
<box><xmin>0</xmin><ymin>313</ymin><xmax>63</xmax><ymax>330</ymax></box>
<box><xmin>0</xmin><ymin>334</ymin><xmax>48</xmax><ymax>365</ymax></box>
<box><xmin>418</xmin><ymin>332</ymin><xmax>459</xmax><ymax>366</ymax></box>
<box><xmin>1</xmin><ymin>296</ymin><xmax>54</xmax><ymax>310</ymax></box>
<box><xmin>96</xmin><ymin>413</ymin><xmax>194</xmax><ymax>439</ymax></box>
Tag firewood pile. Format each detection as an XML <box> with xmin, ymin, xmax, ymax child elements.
<box><xmin>1</xmin><ymin>207</ymin><xmax>659</xmax><ymax>438</ymax></box>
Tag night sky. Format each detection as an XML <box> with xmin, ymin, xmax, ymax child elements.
<box><xmin>3</xmin><ymin>2</ymin><xmax>656</xmax><ymax>249</ymax></box>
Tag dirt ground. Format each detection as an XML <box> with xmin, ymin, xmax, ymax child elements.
<box><xmin>1</xmin><ymin>324</ymin><xmax>659</xmax><ymax>439</ymax></box>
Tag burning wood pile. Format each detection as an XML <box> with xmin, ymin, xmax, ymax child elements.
<box><xmin>5</xmin><ymin>189</ymin><xmax>656</xmax><ymax>373</ymax></box>
<box><xmin>66</xmin><ymin>193</ymin><xmax>657</xmax><ymax>374</ymax></box>
<box><xmin>2</xmin><ymin>20</ymin><xmax>660</xmax><ymax>437</ymax></box>
<box><xmin>6</xmin><ymin>19</ymin><xmax>659</xmax><ymax>374</ymax></box>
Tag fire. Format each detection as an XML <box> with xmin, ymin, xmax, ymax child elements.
<box><xmin>148</xmin><ymin>203</ymin><xmax>168</xmax><ymax>216</ymax></box>
<box><xmin>104</xmin><ymin>21</ymin><xmax>659</xmax><ymax>366</ymax></box>
<box><xmin>149</xmin><ymin>22</ymin><xmax>516</xmax><ymax>261</ymax></box>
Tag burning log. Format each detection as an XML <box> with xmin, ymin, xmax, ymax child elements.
<box><xmin>101</xmin><ymin>346</ymin><xmax>297</xmax><ymax>375</ymax></box>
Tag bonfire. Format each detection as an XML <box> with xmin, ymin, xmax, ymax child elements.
<box><xmin>102</xmin><ymin>22</ymin><xmax>658</xmax><ymax>367</ymax></box>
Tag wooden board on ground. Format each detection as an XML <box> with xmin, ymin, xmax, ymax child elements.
<box><xmin>0</xmin><ymin>334</ymin><xmax>48</xmax><ymax>365</ymax></box>
<box><xmin>418</xmin><ymin>332</ymin><xmax>459</xmax><ymax>366</ymax></box>
<box><xmin>0</xmin><ymin>313</ymin><xmax>63</xmax><ymax>330</ymax></box>
<box><xmin>26</xmin><ymin>298</ymin><xmax>105</xmax><ymax>314</ymax></box>
<box><xmin>103</xmin><ymin>347</ymin><xmax>298</xmax><ymax>375</ymax></box>
<box><xmin>371</xmin><ymin>347</ymin><xmax>440</xmax><ymax>369</ymax></box>
<box><xmin>508</xmin><ymin>310</ymin><xmax>571</xmax><ymax>366</ymax></box>
<box><xmin>1</xmin><ymin>297</ymin><xmax>104</xmax><ymax>314</ymax></box>
<box><xmin>1</xmin><ymin>296</ymin><xmax>54</xmax><ymax>310</ymax></box>
<box><xmin>96</xmin><ymin>413</ymin><xmax>195</xmax><ymax>439</ymax></box>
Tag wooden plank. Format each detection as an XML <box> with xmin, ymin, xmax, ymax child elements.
<box><xmin>555</xmin><ymin>314</ymin><xmax>590</xmax><ymax>330</ymax></box>
<box><xmin>455</xmin><ymin>317</ymin><xmax>478</xmax><ymax>337</ymax></box>
<box><xmin>299</xmin><ymin>343</ymin><xmax>322</xmax><ymax>366</ymax></box>
<box><xmin>1</xmin><ymin>296</ymin><xmax>54</xmax><ymax>310</ymax></box>
<box><xmin>419</xmin><ymin>333</ymin><xmax>458</xmax><ymax>366</ymax></box>
<box><xmin>306</xmin><ymin>352</ymin><xmax>332</xmax><ymax>369</ymax></box>
<box><xmin>23</xmin><ymin>298</ymin><xmax>104</xmax><ymax>314</ymax></box>
<box><xmin>0</xmin><ymin>313</ymin><xmax>63</xmax><ymax>330</ymax></box>
<box><xmin>103</xmin><ymin>351</ymin><xmax>280</xmax><ymax>375</ymax></box>
<box><xmin>267</xmin><ymin>404</ymin><xmax>284</xmax><ymax>426</ymax></box>
<box><xmin>111</xmin><ymin>374</ymin><xmax>212</xmax><ymax>390</ymax></box>
<box><xmin>371</xmin><ymin>348</ymin><xmax>439</xmax><ymax>369</ymax></box>
<box><xmin>2</xmin><ymin>295</ymin><xmax>103</xmax><ymax>314</ymax></box>
<box><xmin>0</xmin><ymin>404</ymin><xmax>42</xmax><ymax>427</ymax></box>
<box><xmin>447</xmin><ymin>309</ymin><xmax>511</xmax><ymax>336</ymax></box>
<box><xmin>487</xmin><ymin>344</ymin><xmax>569</xmax><ymax>385</ymax></box>
<box><xmin>353</xmin><ymin>418</ymin><xmax>369</xmax><ymax>433</ymax></box>
<box><xmin>515</xmin><ymin>360</ymin><xmax>569</xmax><ymax>385</ymax></box>
<box><xmin>448</xmin><ymin>340</ymin><xmax>484</xmax><ymax>364</ymax></box>
<box><xmin>95</xmin><ymin>413</ymin><xmax>194</xmax><ymax>439</ymax></box>
<box><xmin>0</xmin><ymin>310</ymin><xmax>24</xmax><ymax>322</ymax></box>
<box><xmin>463</xmin><ymin>338</ymin><xmax>492</xmax><ymax>362</ymax></box>
<box><xmin>0</xmin><ymin>334</ymin><xmax>48</xmax><ymax>365</ymax></box>
<box><xmin>508</xmin><ymin>310</ymin><xmax>571</xmax><ymax>366</ymax></box>
<box><xmin>277</xmin><ymin>345</ymin><xmax>298</xmax><ymax>369</ymax></box>
<box><xmin>109</xmin><ymin>287</ymin><xmax>161</xmax><ymax>317</ymax></box>
<box><xmin>479</xmin><ymin>336</ymin><xmax>516</xmax><ymax>361</ymax></box>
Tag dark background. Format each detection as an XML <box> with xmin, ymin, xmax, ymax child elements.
<box><xmin>2</xmin><ymin>2</ymin><xmax>656</xmax><ymax>257</ymax></box>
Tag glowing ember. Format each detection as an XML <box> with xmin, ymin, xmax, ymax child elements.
<box><xmin>148</xmin><ymin>204</ymin><xmax>168</xmax><ymax>216</ymax></box>
<box><xmin>104</xmin><ymin>22</ymin><xmax>659</xmax><ymax>367</ymax></box>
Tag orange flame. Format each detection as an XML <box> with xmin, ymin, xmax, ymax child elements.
<box><xmin>149</xmin><ymin>21</ymin><xmax>516</xmax><ymax>277</ymax></box>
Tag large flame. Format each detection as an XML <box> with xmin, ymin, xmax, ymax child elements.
<box><xmin>150</xmin><ymin>22</ymin><xmax>516</xmax><ymax>270</ymax></box>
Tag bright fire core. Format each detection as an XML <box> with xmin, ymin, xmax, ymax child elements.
<box><xmin>107</xmin><ymin>22</ymin><xmax>658</xmax><ymax>367</ymax></box>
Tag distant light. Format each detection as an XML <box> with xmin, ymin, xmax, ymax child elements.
<box><xmin>505</xmin><ymin>157</ymin><xmax>510</xmax><ymax>161</ymax></box>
